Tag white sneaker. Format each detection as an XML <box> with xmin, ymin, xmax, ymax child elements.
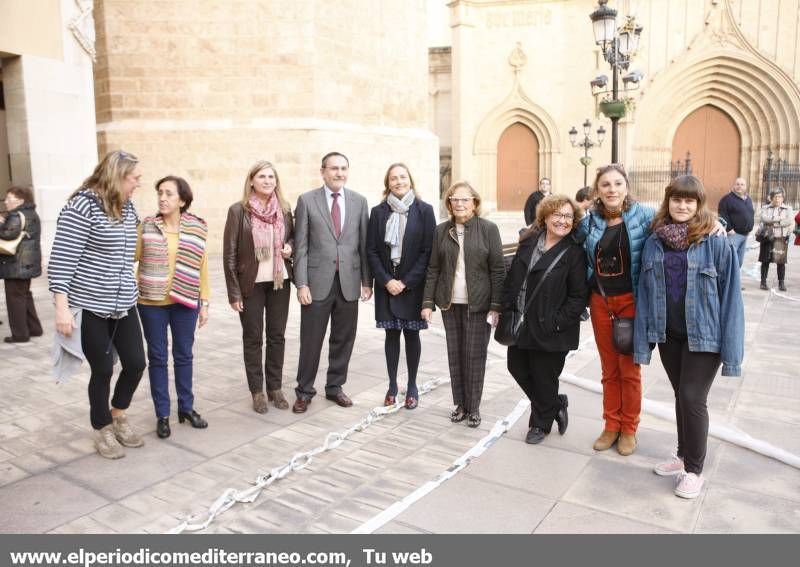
<box><xmin>674</xmin><ymin>472</ymin><xmax>704</xmax><ymax>499</ymax></box>
<box><xmin>654</xmin><ymin>454</ymin><xmax>684</xmax><ymax>476</ymax></box>
<box><xmin>94</xmin><ymin>425</ymin><xmax>125</xmax><ymax>459</ymax></box>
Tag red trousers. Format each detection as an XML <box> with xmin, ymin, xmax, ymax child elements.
<box><xmin>589</xmin><ymin>291</ymin><xmax>641</xmax><ymax>435</ymax></box>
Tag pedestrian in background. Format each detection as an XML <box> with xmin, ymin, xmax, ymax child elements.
<box><xmin>634</xmin><ymin>175</ymin><xmax>743</xmax><ymax>499</ymax></box>
<box><xmin>504</xmin><ymin>195</ymin><xmax>588</xmax><ymax>444</ymax></box>
<box><xmin>717</xmin><ymin>177</ymin><xmax>754</xmax><ymax>269</ymax></box>
<box><xmin>48</xmin><ymin>150</ymin><xmax>146</xmax><ymax>460</ymax></box>
<box><xmin>758</xmin><ymin>187</ymin><xmax>794</xmax><ymax>291</ymax></box>
<box><xmin>224</xmin><ymin>160</ymin><xmax>294</xmax><ymax>414</ymax></box>
<box><xmin>523</xmin><ymin>177</ymin><xmax>552</xmax><ymax>226</ymax></box>
<box><xmin>422</xmin><ymin>181</ymin><xmax>505</xmax><ymax>427</ymax></box>
<box><xmin>367</xmin><ymin>163</ymin><xmax>436</xmax><ymax>410</ymax></box>
<box><xmin>137</xmin><ymin>176</ymin><xmax>210</xmax><ymax>439</ymax></box>
<box><xmin>0</xmin><ymin>185</ymin><xmax>43</xmax><ymax>343</ymax></box>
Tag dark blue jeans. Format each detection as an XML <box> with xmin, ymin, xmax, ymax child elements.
<box><xmin>138</xmin><ymin>303</ymin><xmax>199</xmax><ymax>418</ymax></box>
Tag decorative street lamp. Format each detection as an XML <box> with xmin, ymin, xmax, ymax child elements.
<box><xmin>569</xmin><ymin>119</ymin><xmax>606</xmax><ymax>187</ymax></box>
<box><xmin>589</xmin><ymin>0</ymin><xmax>644</xmax><ymax>163</ymax></box>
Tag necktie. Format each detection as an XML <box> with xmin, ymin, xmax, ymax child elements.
<box><xmin>331</xmin><ymin>192</ymin><xmax>342</xmax><ymax>238</ymax></box>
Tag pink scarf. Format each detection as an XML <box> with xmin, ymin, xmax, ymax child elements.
<box><xmin>248</xmin><ymin>193</ymin><xmax>285</xmax><ymax>289</ymax></box>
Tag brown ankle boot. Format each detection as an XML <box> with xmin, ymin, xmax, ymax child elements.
<box><xmin>268</xmin><ymin>389</ymin><xmax>289</xmax><ymax>410</ymax></box>
<box><xmin>593</xmin><ymin>430</ymin><xmax>619</xmax><ymax>451</ymax></box>
<box><xmin>617</xmin><ymin>433</ymin><xmax>637</xmax><ymax>456</ymax></box>
<box><xmin>252</xmin><ymin>392</ymin><xmax>268</xmax><ymax>414</ymax></box>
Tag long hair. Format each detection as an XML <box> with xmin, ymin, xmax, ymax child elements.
<box><xmin>592</xmin><ymin>163</ymin><xmax>633</xmax><ymax>215</ymax></box>
<box><xmin>651</xmin><ymin>175</ymin><xmax>716</xmax><ymax>244</ymax></box>
<box><xmin>443</xmin><ymin>180</ymin><xmax>483</xmax><ymax>219</ymax></box>
<box><xmin>519</xmin><ymin>194</ymin><xmax>583</xmax><ymax>242</ymax></box>
<box><xmin>382</xmin><ymin>162</ymin><xmax>416</xmax><ymax>199</ymax></box>
<box><xmin>72</xmin><ymin>150</ymin><xmax>139</xmax><ymax>220</ymax></box>
<box><xmin>240</xmin><ymin>160</ymin><xmax>290</xmax><ymax>213</ymax></box>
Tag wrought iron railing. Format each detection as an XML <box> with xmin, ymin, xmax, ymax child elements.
<box><xmin>626</xmin><ymin>152</ymin><xmax>692</xmax><ymax>206</ymax></box>
<box><xmin>761</xmin><ymin>150</ymin><xmax>800</xmax><ymax>209</ymax></box>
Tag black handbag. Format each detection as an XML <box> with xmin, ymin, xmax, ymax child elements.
<box><xmin>755</xmin><ymin>224</ymin><xmax>772</xmax><ymax>244</ymax></box>
<box><xmin>494</xmin><ymin>246</ymin><xmax>568</xmax><ymax>347</ymax></box>
<box><xmin>595</xmin><ymin>277</ymin><xmax>634</xmax><ymax>355</ymax></box>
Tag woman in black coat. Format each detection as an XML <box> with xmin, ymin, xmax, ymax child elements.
<box><xmin>366</xmin><ymin>163</ymin><xmax>436</xmax><ymax>409</ymax></box>
<box><xmin>0</xmin><ymin>185</ymin><xmax>43</xmax><ymax>343</ymax></box>
<box><xmin>503</xmin><ymin>194</ymin><xmax>588</xmax><ymax>444</ymax></box>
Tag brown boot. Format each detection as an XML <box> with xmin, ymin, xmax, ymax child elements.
<box><xmin>268</xmin><ymin>389</ymin><xmax>289</xmax><ymax>410</ymax></box>
<box><xmin>252</xmin><ymin>392</ymin><xmax>268</xmax><ymax>414</ymax></box>
<box><xmin>593</xmin><ymin>430</ymin><xmax>619</xmax><ymax>451</ymax></box>
<box><xmin>617</xmin><ymin>433</ymin><xmax>637</xmax><ymax>456</ymax></box>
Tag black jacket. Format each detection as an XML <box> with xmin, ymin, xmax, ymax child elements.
<box><xmin>0</xmin><ymin>203</ymin><xmax>42</xmax><ymax>280</ymax></box>
<box><xmin>366</xmin><ymin>199</ymin><xmax>436</xmax><ymax>322</ymax></box>
<box><xmin>523</xmin><ymin>191</ymin><xmax>546</xmax><ymax>226</ymax></box>
<box><xmin>423</xmin><ymin>216</ymin><xmax>505</xmax><ymax>313</ymax></box>
<box><xmin>502</xmin><ymin>231</ymin><xmax>588</xmax><ymax>351</ymax></box>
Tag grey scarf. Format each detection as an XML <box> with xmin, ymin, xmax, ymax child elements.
<box><xmin>384</xmin><ymin>191</ymin><xmax>415</xmax><ymax>266</ymax></box>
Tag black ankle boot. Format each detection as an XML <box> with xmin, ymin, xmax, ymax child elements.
<box><xmin>156</xmin><ymin>417</ymin><xmax>171</xmax><ymax>439</ymax></box>
<box><xmin>779</xmin><ymin>280</ymin><xmax>787</xmax><ymax>291</ymax></box>
<box><xmin>178</xmin><ymin>409</ymin><xmax>208</xmax><ymax>429</ymax></box>
<box><xmin>760</xmin><ymin>279</ymin><xmax>768</xmax><ymax>290</ymax></box>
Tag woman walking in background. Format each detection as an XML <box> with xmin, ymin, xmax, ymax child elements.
<box><xmin>48</xmin><ymin>150</ymin><xmax>146</xmax><ymax>459</ymax></box>
<box><xmin>137</xmin><ymin>176</ymin><xmax>210</xmax><ymax>439</ymax></box>
<box><xmin>422</xmin><ymin>181</ymin><xmax>505</xmax><ymax>427</ymax></box>
<box><xmin>504</xmin><ymin>195</ymin><xmax>588</xmax><ymax>444</ymax></box>
<box><xmin>758</xmin><ymin>187</ymin><xmax>794</xmax><ymax>291</ymax></box>
<box><xmin>0</xmin><ymin>185</ymin><xmax>43</xmax><ymax>343</ymax></box>
<box><xmin>367</xmin><ymin>163</ymin><xmax>436</xmax><ymax>409</ymax></box>
<box><xmin>224</xmin><ymin>160</ymin><xmax>294</xmax><ymax>414</ymax></box>
<box><xmin>634</xmin><ymin>175</ymin><xmax>743</xmax><ymax>499</ymax></box>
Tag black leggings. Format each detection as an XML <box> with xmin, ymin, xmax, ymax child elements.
<box><xmin>657</xmin><ymin>335</ymin><xmax>721</xmax><ymax>474</ymax></box>
<box><xmin>82</xmin><ymin>308</ymin><xmax>146</xmax><ymax>430</ymax></box>
<box><xmin>761</xmin><ymin>262</ymin><xmax>786</xmax><ymax>281</ymax></box>
<box><xmin>384</xmin><ymin>329</ymin><xmax>421</xmax><ymax>397</ymax></box>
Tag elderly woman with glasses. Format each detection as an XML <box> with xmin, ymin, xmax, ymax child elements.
<box><xmin>504</xmin><ymin>195</ymin><xmax>588</xmax><ymax>444</ymax></box>
<box><xmin>758</xmin><ymin>187</ymin><xmax>794</xmax><ymax>291</ymax></box>
<box><xmin>421</xmin><ymin>181</ymin><xmax>505</xmax><ymax>427</ymax></box>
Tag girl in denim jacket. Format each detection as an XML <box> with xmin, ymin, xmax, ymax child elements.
<box><xmin>634</xmin><ymin>175</ymin><xmax>744</xmax><ymax>500</ymax></box>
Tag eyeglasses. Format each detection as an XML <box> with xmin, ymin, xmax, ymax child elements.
<box><xmin>449</xmin><ymin>197</ymin><xmax>473</xmax><ymax>204</ymax></box>
<box><xmin>550</xmin><ymin>212</ymin><xmax>574</xmax><ymax>221</ymax></box>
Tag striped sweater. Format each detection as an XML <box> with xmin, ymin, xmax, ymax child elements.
<box><xmin>137</xmin><ymin>213</ymin><xmax>208</xmax><ymax>307</ymax></box>
<box><xmin>48</xmin><ymin>190</ymin><xmax>139</xmax><ymax>317</ymax></box>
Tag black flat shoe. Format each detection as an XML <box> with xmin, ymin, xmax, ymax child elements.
<box><xmin>178</xmin><ymin>410</ymin><xmax>208</xmax><ymax>429</ymax></box>
<box><xmin>555</xmin><ymin>394</ymin><xmax>569</xmax><ymax>435</ymax></box>
<box><xmin>4</xmin><ymin>336</ymin><xmax>29</xmax><ymax>343</ymax></box>
<box><xmin>156</xmin><ymin>417</ymin><xmax>171</xmax><ymax>439</ymax></box>
<box><xmin>526</xmin><ymin>427</ymin><xmax>546</xmax><ymax>444</ymax></box>
<box><xmin>450</xmin><ymin>405</ymin><xmax>467</xmax><ymax>423</ymax></box>
<box><xmin>467</xmin><ymin>413</ymin><xmax>481</xmax><ymax>428</ymax></box>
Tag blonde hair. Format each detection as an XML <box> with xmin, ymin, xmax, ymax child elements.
<box><xmin>72</xmin><ymin>150</ymin><xmax>139</xmax><ymax>220</ymax></box>
<box><xmin>241</xmin><ymin>160</ymin><xmax>290</xmax><ymax>213</ymax></box>
<box><xmin>520</xmin><ymin>194</ymin><xmax>583</xmax><ymax>241</ymax></box>
<box><xmin>443</xmin><ymin>180</ymin><xmax>483</xmax><ymax>219</ymax></box>
<box><xmin>382</xmin><ymin>163</ymin><xmax>416</xmax><ymax>199</ymax></box>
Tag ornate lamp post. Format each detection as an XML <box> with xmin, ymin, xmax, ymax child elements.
<box><xmin>569</xmin><ymin>119</ymin><xmax>606</xmax><ymax>187</ymax></box>
<box><xmin>589</xmin><ymin>0</ymin><xmax>643</xmax><ymax>163</ymax></box>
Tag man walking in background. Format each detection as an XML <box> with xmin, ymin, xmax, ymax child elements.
<box><xmin>718</xmin><ymin>176</ymin><xmax>755</xmax><ymax>269</ymax></box>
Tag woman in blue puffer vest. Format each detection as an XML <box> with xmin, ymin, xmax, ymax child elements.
<box><xmin>576</xmin><ymin>164</ymin><xmax>654</xmax><ymax>456</ymax></box>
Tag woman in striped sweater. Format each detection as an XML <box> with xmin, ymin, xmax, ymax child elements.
<box><xmin>48</xmin><ymin>150</ymin><xmax>147</xmax><ymax>460</ymax></box>
<box><xmin>136</xmin><ymin>176</ymin><xmax>210</xmax><ymax>439</ymax></box>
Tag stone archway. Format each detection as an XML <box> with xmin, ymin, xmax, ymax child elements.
<box><xmin>497</xmin><ymin>122</ymin><xmax>540</xmax><ymax>210</ymax></box>
<box><xmin>672</xmin><ymin>104</ymin><xmax>741</xmax><ymax>209</ymax></box>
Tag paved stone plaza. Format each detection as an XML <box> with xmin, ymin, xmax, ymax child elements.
<box><xmin>0</xmin><ymin>241</ymin><xmax>798</xmax><ymax>534</ymax></box>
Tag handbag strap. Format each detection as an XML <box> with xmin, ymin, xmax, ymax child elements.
<box><xmin>594</xmin><ymin>275</ymin><xmax>618</xmax><ymax>320</ymax></box>
<box><xmin>521</xmin><ymin>246</ymin><xmax>569</xmax><ymax>315</ymax></box>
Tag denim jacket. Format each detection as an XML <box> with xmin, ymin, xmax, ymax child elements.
<box><xmin>633</xmin><ymin>232</ymin><xmax>744</xmax><ymax>376</ymax></box>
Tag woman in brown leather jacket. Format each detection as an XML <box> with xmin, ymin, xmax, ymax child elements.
<box><xmin>223</xmin><ymin>160</ymin><xmax>294</xmax><ymax>414</ymax></box>
<box><xmin>421</xmin><ymin>181</ymin><xmax>505</xmax><ymax>427</ymax></box>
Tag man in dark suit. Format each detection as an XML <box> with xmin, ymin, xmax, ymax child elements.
<box><xmin>292</xmin><ymin>152</ymin><xmax>373</xmax><ymax>413</ymax></box>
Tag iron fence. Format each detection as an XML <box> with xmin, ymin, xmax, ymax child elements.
<box><xmin>626</xmin><ymin>152</ymin><xmax>692</xmax><ymax>206</ymax></box>
<box><xmin>761</xmin><ymin>150</ymin><xmax>800</xmax><ymax>208</ymax></box>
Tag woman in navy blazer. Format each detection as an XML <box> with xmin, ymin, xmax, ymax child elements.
<box><xmin>367</xmin><ymin>163</ymin><xmax>437</xmax><ymax>409</ymax></box>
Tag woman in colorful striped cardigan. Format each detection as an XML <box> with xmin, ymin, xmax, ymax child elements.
<box><xmin>136</xmin><ymin>175</ymin><xmax>210</xmax><ymax>439</ymax></box>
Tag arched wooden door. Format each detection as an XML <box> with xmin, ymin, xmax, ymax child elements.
<box><xmin>672</xmin><ymin>105</ymin><xmax>741</xmax><ymax>210</ymax></box>
<box><xmin>497</xmin><ymin>122</ymin><xmax>539</xmax><ymax>210</ymax></box>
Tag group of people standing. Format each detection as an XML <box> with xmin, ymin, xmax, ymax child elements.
<box><xmin>12</xmin><ymin>147</ymin><xmax>780</xmax><ymax>503</ymax></box>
